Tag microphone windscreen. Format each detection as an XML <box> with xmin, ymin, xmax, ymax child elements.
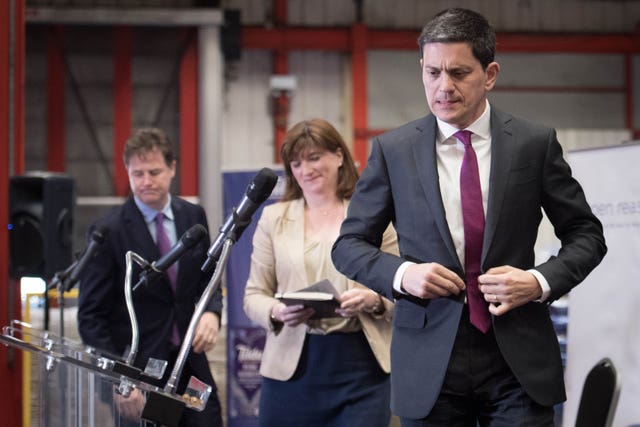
<box><xmin>92</xmin><ymin>226</ymin><xmax>109</xmax><ymax>244</ymax></box>
<box><xmin>246</xmin><ymin>168</ymin><xmax>278</xmax><ymax>204</ymax></box>
<box><xmin>182</xmin><ymin>224</ymin><xmax>208</xmax><ymax>248</ymax></box>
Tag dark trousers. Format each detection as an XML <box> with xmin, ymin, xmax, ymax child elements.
<box><xmin>400</xmin><ymin>306</ymin><xmax>554</xmax><ymax>427</ymax></box>
<box><xmin>167</xmin><ymin>348</ymin><xmax>222</xmax><ymax>427</ymax></box>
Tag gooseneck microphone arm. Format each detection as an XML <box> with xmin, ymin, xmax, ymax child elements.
<box><xmin>123</xmin><ymin>251</ymin><xmax>150</xmax><ymax>366</ymax></box>
<box><xmin>165</xmin><ymin>238</ymin><xmax>233</xmax><ymax>395</ymax></box>
<box><xmin>133</xmin><ymin>224</ymin><xmax>208</xmax><ymax>292</ymax></box>
<box><xmin>201</xmin><ymin>167</ymin><xmax>278</xmax><ymax>273</ymax></box>
<box><xmin>48</xmin><ymin>226</ymin><xmax>108</xmax><ymax>338</ymax></box>
<box><xmin>48</xmin><ymin>226</ymin><xmax>109</xmax><ymax>292</ymax></box>
<box><xmin>165</xmin><ymin>168</ymin><xmax>278</xmax><ymax>394</ymax></box>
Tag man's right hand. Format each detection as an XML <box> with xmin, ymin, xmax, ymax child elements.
<box><xmin>114</xmin><ymin>388</ymin><xmax>145</xmax><ymax>421</ymax></box>
<box><xmin>401</xmin><ymin>262</ymin><xmax>466</xmax><ymax>299</ymax></box>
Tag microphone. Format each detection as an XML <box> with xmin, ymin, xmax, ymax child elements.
<box><xmin>201</xmin><ymin>167</ymin><xmax>278</xmax><ymax>272</ymax></box>
<box><xmin>133</xmin><ymin>223</ymin><xmax>208</xmax><ymax>291</ymax></box>
<box><xmin>61</xmin><ymin>226</ymin><xmax>109</xmax><ymax>292</ymax></box>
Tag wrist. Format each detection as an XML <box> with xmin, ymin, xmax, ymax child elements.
<box><xmin>368</xmin><ymin>293</ymin><xmax>385</xmax><ymax>316</ymax></box>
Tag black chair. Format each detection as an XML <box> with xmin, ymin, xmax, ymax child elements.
<box><xmin>575</xmin><ymin>357</ymin><xmax>620</xmax><ymax>427</ymax></box>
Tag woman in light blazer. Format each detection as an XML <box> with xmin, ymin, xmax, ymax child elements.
<box><xmin>244</xmin><ymin>118</ymin><xmax>397</xmax><ymax>427</ymax></box>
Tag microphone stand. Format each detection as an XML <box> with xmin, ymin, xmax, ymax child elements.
<box><xmin>43</xmin><ymin>259</ymin><xmax>78</xmax><ymax>427</ymax></box>
<box><xmin>123</xmin><ymin>250</ymin><xmax>150</xmax><ymax>367</ymax></box>
<box><xmin>140</xmin><ymin>237</ymin><xmax>233</xmax><ymax>426</ymax></box>
<box><xmin>47</xmin><ymin>257</ymin><xmax>80</xmax><ymax>338</ymax></box>
<box><xmin>109</xmin><ymin>250</ymin><xmax>155</xmax><ymax>404</ymax></box>
<box><xmin>165</xmin><ymin>237</ymin><xmax>232</xmax><ymax>394</ymax></box>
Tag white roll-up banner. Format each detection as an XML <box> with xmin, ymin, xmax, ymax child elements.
<box><xmin>563</xmin><ymin>143</ymin><xmax>640</xmax><ymax>427</ymax></box>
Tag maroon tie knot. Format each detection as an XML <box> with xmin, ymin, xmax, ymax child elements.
<box><xmin>454</xmin><ymin>130</ymin><xmax>472</xmax><ymax>147</ymax></box>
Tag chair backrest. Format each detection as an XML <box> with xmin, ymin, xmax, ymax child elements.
<box><xmin>575</xmin><ymin>357</ymin><xmax>620</xmax><ymax>427</ymax></box>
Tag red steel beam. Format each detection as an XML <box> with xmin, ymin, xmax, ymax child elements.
<box><xmin>243</xmin><ymin>27</ymin><xmax>640</xmax><ymax>54</ymax></box>
<box><xmin>46</xmin><ymin>26</ymin><xmax>65</xmax><ymax>172</ymax></box>
<box><xmin>243</xmin><ymin>26</ymin><xmax>350</xmax><ymax>51</ymax></box>
<box><xmin>179</xmin><ymin>29</ymin><xmax>198</xmax><ymax>196</ymax></box>
<box><xmin>1</xmin><ymin>2</ymin><xmax>25</xmax><ymax>425</ymax></box>
<box><xmin>273</xmin><ymin>0</ymin><xmax>287</xmax><ymax>27</ymax></box>
<box><xmin>113</xmin><ymin>26</ymin><xmax>132</xmax><ymax>197</ymax></box>
<box><xmin>497</xmin><ymin>33</ymin><xmax>640</xmax><ymax>54</ymax></box>
<box><xmin>13</xmin><ymin>0</ymin><xmax>24</xmax><ymax>175</ymax></box>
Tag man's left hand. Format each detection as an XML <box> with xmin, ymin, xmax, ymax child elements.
<box><xmin>478</xmin><ymin>266</ymin><xmax>543</xmax><ymax>316</ymax></box>
<box><xmin>191</xmin><ymin>312</ymin><xmax>220</xmax><ymax>353</ymax></box>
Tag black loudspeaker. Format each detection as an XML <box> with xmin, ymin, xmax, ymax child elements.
<box><xmin>221</xmin><ymin>9</ymin><xmax>241</xmax><ymax>61</ymax></box>
<box><xmin>9</xmin><ymin>173</ymin><xmax>75</xmax><ymax>280</ymax></box>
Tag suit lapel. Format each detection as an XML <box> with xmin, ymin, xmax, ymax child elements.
<box><xmin>412</xmin><ymin>116</ymin><xmax>460</xmax><ymax>266</ymax></box>
<box><xmin>171</xmin><ymin>198</ymin><xmax>189</xmax><ymax>239</ymax></box>
<box><xmin>482</xmin><ymin>109</ymin><xmax>515</xmax><ymax>263</ymax></box>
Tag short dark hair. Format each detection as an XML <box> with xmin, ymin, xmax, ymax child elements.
<box><xmin>280</xmin><ymin>118</ymin><xmax>359</xmax><ymax>201</ymax></box>
<box><xmin>417</xmin><ymin>8</ymin><xmax>496</xmax><ymax>69</ymax></box>
<box><xmin>123</xmin><ymin>127</ymin><xmax>175</xmax><ymax>167</ymax></box>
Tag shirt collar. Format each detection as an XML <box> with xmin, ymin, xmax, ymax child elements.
<box><xmin>134</xmin><ymin>195</ymin><xmax>174</xmax><ymax>223</ymax></box>
<box><xmin>436</xmin><ymin>100</ymin><xmax>491</xmax><ymax>142</ymax></box>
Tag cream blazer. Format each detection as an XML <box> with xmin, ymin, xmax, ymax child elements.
<box><xmin>243</xmin><ymin>198</ymin><xmax>398</xmax><ymax>381</ymax></box>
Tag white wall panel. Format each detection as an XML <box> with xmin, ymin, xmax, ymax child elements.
<box><xmin>367</xmin><ymin>49</ymin><xmax>632</xmax><ymax>131</ymax></box>
<box><xmin>288</xmin><ymin>0</ymin><xmax>355</xmax><ymax>26</ymax></box>
<box><xmin>222</xmin><ymin>0</ymin><xmax>268</xmax><ymax>25</ymax></box>
<box><xmin>368</xmin><ymin>50</ymin><xmax>427</xmax><ymax>128</ymax></box>
<box><xmin>221</xmin><ymin>50</ymin><xmax>274</xmax><ymax>169</ymax></box>
<box><xmin>221</xmin><ymin>50</ymin><xmax>347</xmax><ymax>169</ymax></box>
<box><xmin>496</xmin><ymin>54</ymin><xmax>624</xmax><ymax>88</ymax></box>
<box><xmin>557</xmin><ymin>129</ymin><xmax>632</xmax><ymax>152</ymax></box>
<box><xmin>489</xmin><ymin>92</ymin><xmax>626</xmax><ymax>129</ymax></box>
<box><xmin>288</xmin><ymin>51</ymin><xmax>344</xmax><ymax>134</ymax></box>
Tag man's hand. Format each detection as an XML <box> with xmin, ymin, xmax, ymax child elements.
<box><xmin>336</xmin><ymin>288</ymin><xmax>382</xmax><ymax>317</ymax></box>
<box><xmin>479</xmin><ymin>265</ymin><xmax>543</xmax><ymax>316</ymax></box>
<box><xmin>401</xmin><ymin>262</ymin><xmax>466</xmax><ymax>299</ymax></box>
<box><xmin>114</xmin><ymin>388</ymin><xmax>145</xmax><ymax>421</ymax></box>
<box><xmin>191</xmin><ymin>311</ymin><xmax>219</xmax><ymax>353</ymax></box>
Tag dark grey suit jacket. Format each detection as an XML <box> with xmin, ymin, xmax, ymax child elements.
<box><xmin>332</xmin><ymin>108</ymin><xmax>606</xmax><ymax>419</ymax></box>
<box><xmin>77</xmin><ymin>196</ymin><xmax>223</xmax><ymax>389</ymax></box>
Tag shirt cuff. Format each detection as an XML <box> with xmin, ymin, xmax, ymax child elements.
<box><xmin>393</xmin><ymin>261</ymin><xmax>415</xmax><ymax>294</ymax></box>
<box><xmin>528</xmin><ymin>269</ymin><xmax>551</xmax><ymax>302</ymax></box>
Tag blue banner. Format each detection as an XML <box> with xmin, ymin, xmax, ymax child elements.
<box><xmin>223</xmin><ymin>170</ymin><xmax>284</xmax><ymax>427</ymax></box>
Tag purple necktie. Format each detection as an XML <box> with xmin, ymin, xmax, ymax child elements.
<box><xmin>155</xmin><ymin>212</ymin><xmax>180</xmax><ymax>345</ymax></box>
<box><xmin>456</xmin><ymin>130</ymin><xmax>491</xmax><ymax>333</ymax></box>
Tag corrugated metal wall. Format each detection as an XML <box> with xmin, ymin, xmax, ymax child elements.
<box><xmin>22</xmin><ymin>0</ymin><xmax>639</xmax><ymax>244</ymax></box>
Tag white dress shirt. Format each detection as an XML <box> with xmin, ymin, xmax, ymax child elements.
<box><xmin>392</xmin><ymin>101</ymin><xmax>550</xmax><ymax>301</ymax></box>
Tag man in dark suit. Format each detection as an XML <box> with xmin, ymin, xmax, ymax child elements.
<box><xmin>77</xmin><ymin>127</ymin><xmax>223</xmax><ymax>427</ymax></box>
<box><xmin>332</xmin><ymin>8</ymin><xmax>606</xmax><ymax>427</ymax></box>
